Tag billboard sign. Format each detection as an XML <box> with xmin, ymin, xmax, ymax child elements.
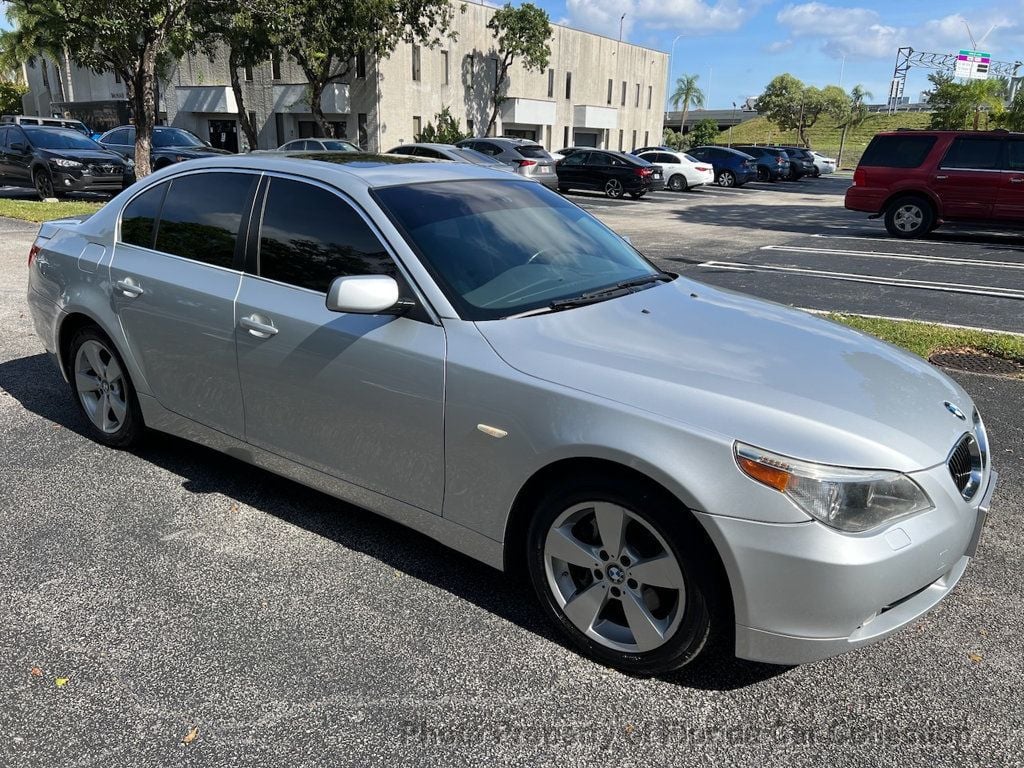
<box><xmin>955</xmin><ymin>49</ymin><xmax>991</xmax><ymax>80</ymax></box>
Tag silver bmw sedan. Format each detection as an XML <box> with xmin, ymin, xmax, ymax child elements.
<box><xmin>26</xmin><ymin>152</ymin><xmax>996</xmax><ymax>675</ymax></box>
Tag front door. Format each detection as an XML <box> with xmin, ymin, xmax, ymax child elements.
<box><xmin>208</xmin><ymin>120</ymin><xmax>238</xmax><ymax>153</ymax></box>
<box><xmin>557</xmin><ymin>151</ymin><xmax>589</xmax><ymax>187</ymax></box>
<box><xmin>3</xmin><ymin>127</ymin><xmax>34</xmax><ymax>186</ymax></box>
<box><xmin>933</xmin><ymin>135</ymin><xmax>1004</xmax><ymax>220</ymax></box>
<box><xmin>235</xmin><ymin>176</ymin><xmax>446</xmax><ymax>513</ymax></box>
<box><xmin>995</xmin><ymin>138</ymin><xmax>1024</xmax><ymax>221</ymax></box>
<box><xmin>109</xmin><ymin>171</ymin><xmax>257</xmax><ymax>437</ymax></box>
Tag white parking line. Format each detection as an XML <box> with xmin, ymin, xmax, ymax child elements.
<box><xmin>698</xmin><ymin>260</ymin><xmax>1024</xmax><ymax>300</ymax></box>
<box><xmin>760</xmin><ymin>245</ymin><xmax>1024</xmax><ymax>270</ymax></box>
<box><xmin>812</xmin><ymin>233</ymin><xmax>1024</xmax><ymax>249</ymax></box>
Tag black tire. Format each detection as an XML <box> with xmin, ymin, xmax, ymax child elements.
<box><xmin>884</xmin><ymin>196</ymin><xmax>934</xmax><ymax>239</ymax></box>
<box><xmin>667</xmin><ymin>174</ymin><xmax>687</xmax><ymax>192</ymax></box>
<box><xmin>526</xmin><ymin>473</ymin><xmax>720</xmax><ymax>675</ymax></box>
<box><xmin>558</xmin><ymin>186</ymin><xmax>570</xmax><ymax>193</ymax></box>
<box><xmin>604</xmin><ymin>178</ymin><xmax>625</xmax><ymax>199</ymax></box>
<box><xmin>717</xmin><ymin>170</ymin><xmax>736</xmax><ymax>188</ymax></box>
<box><xmin>67</xmin><ymin>326</ymin><xmax>145</xmax><ymax>448</ymax></box>
<box><xmin>34</xmin><ymin>168</ymin><xmax>56</xmax><ymax>200</ymax></box>
<box><xmin>756</xmin><ymin>166</ymin><xmax>769</xmax><ymax>182</ymax></box>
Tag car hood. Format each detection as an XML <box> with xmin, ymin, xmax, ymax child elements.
<box><xmin>46</xmin><ymin>148</ymin><xmax>125</xmax><ymax>163</ymax></box>
<box><xmin>474</xmin><ymin>279</ymin><xmax>973</xmax><ymax>472</ymax></box>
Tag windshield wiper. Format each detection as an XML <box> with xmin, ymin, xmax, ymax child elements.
<box><xmin>547</xmin><ymin>272</ymin><xmax>674</xmax><ymax>310</ymax></box>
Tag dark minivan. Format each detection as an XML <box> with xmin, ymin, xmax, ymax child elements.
<box><xmin>845</xmin><ymin>130</ymin><xmax>1024</xmax><ymax>237</ymax></box>
<box><xmin>555</xmin><ymin>149</ymin><xmax>660</xmax><ymax>199</ymax></box>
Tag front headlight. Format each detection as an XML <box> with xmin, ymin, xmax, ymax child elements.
<box><xmin>50</xmin><ymin>158</ymin><xmax>83</xmax><ymax>168</ymax></box>
<box><xmin>734</xmin><ymin>442</ymin><xmax>933</xmax><ymax>532</ymax></box>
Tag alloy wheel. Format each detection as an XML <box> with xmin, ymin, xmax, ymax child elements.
<box><xmin>718</xmin><ymin>170</ymin><xmax>735</xmax><ymax>187</ymax></box>
<box><xmin>604</xmin><ymin>179</ymin><xmax>624</xmax><ymax>199</ymax></box>
<box><xmin>893</xmin><ymin>204</ymin><xmax>924</xmax><ymax>233</ymax></box>
<box><xmin>543</xmin><ymin>501</ymin><xmax>686</xmax><ymax>653</ymax></box>
<box><xmin>35</xmin><ymin>171</ymin><xmax>55</xmax><ymax>200</ymax></box>
<box><xmin>74</xmin><ymin>339</ymin><xmax>129</xmax><ymax>434</ymax></box>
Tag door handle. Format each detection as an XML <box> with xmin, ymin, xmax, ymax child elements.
<box><xmin>240</xmin><ymin>314</ymin><xmax>279</xmax><ymax>338</ymax></box>
<box><xmin>935</xmin><ymin>175</ymin><xmax>948</xmax><ymax>180</ymax></box>
<box><xmin>1010</xmin><ymin>177</ymin><xmax>1024</xmax><ymax>184</ymax></box>
<box><xmin>115</xmin><ymin>277</ymin><xmax>144</xmax><ymax>297</ymax></box>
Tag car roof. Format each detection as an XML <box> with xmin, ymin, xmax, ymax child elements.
<box><xmin>874</xmin><ymin>129</ymin><xmax>1022</xmax><ymax>137</ymax></box>
<box><xmin>144</xmin><ymin>152</ymin><xmax>527</xmax><ymax>189</ymax></box>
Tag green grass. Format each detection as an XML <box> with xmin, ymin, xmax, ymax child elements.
<box><xmin>828</xmin><ymin>313</ymin><xmax>1024</xmax><ymax>368</ymax></box>
<box><xmin>717</xmin><ymin>112</ymin><xmax>932</xmax><ymax>169</ymax></box>
<box><xmin>0</xmin><ymin>198</ymin><xmax>104</xmax><ymax>223</ymax></box>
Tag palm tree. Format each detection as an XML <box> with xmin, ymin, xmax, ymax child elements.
<box><xmin>836</xmin><ymin>84</ymin><xmax>872</xmax><ymax>168</ymax></box>
<box><xmin>670</xmin><ymin>74</ymin><xmax>705</xmax><ymax>136</ymax></box>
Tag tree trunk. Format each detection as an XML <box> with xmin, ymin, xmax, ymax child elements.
<box><xmin>485</xmin><ymin>57</ymin><xmax>511</xmax><ymax>137</ymax></box>
<box><xmin>128</xmin><ymin>47</ymin><xmax>158</xmax><ymax>178</ymax></box>
<box><xmin>229</xmin><ymin>47</ymin><xmax>258</xmax><ymax>151</ymax></box>
<box><xmin>63</xmin><ymin>49</ymin><xmax>75</xmax><ymax>102</ymax></box>
<box><xmin>308</xmin><ymin>77</ymin><xmax>334</xmax><ymax>138</ymax></box>
<box><xmin>837</xmin><ymin>123</ymin><xmax>848</xmax><ymax>168</ymax></box>
<box><xmin>680</xmin><ymin>104</ymin><xmax>688</xmax><ymax>136</ymax></box>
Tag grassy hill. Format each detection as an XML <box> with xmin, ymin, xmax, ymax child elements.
<box><xmin>714</xmin><ymin>112</ymin><xmax>932</xmax><ymax>169</ymax></box>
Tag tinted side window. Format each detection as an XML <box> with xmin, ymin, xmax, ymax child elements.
<box><xmin>120</xmin><ymin>183</ymin><xmax>167</xmax><ymax>248</ymax></box>
<box><xmin>0</xmin><ymin>127</ymin><xmax>7</xmax><ymax>149</ymax></box>
<box><xmin>590</xmin><ymin>153</ymin><xmax>612</xmax><ymax>166</ymax></box>
<box><xmin>259</xmin><ymin>178</ymin><xmax>395</xmax><ymax>293</ymax></box>
<box><xmin>1008</xmin><ymin>141</ymin><xmax>1024</xmax><ymax>171</ymax></box>
<box><xmin>860</xmin><ymin>135</ymin><xmax>936</xmax><ymax>168</ymax></box>
<box><xmin>940</xmin><ymin>137</ymin><xmax>1003</xmax><ymax>170</ymax></box>
<box><xmin>476</xmin><ymin>142</ymin><xmax>501</xmax><ymax>156</ymax></box>
<box><xmin>106</xmin><ymin>129</ymin><xmax>128</xmax><ymax>145</ymax></box>
<box><xmin>154</xmin><ymin>173</ymin><xmax>254</xmax><ymax>268</ymax></box>
<box><xmin>562</xmin><ymin>152</ymin><xmax>588</xmax><ymax>166</ymax></box>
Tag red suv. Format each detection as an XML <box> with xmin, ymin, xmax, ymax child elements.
<box><xmin>845</xmin><ymin>130</ymin><xmax>1024</xmax><ymax>238</ymax></box>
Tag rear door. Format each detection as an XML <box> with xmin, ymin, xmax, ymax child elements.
<box><xmin>933</xmin><ymin>136</ymin><xmax>1004</xmax><ymax>220</ymax></box>
<box><xmin>109</xmin><ymin>170</ymin><xmax>257</xmax><ymax>437</ymax></box>
<box><xmin>234</xmin><ymin>175</ymin><xmax>446</xmax><ymax>513</ymax></box>
<box><xmin>995</xmin><ymin>137</ymin><xmax>1024</xmax><ymax>222</ymax></box>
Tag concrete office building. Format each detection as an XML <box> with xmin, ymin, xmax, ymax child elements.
<box><xmin>19</xmin><ymin>1</ymin><xmax>667</xmax><ymax>153</ymax></box>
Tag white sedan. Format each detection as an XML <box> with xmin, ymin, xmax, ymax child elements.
<box><xmin>638</xmin><ymin>150</ymin><xmax>714</xmax><ymax>191</ymax></box>
<box><xmin>810</xmin><ymin>151</ymin><xmax>837</xmax><ymax>176</ymax></box>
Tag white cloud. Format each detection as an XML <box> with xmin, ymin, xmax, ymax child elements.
<box><xmin>765</xmin><ymin>39</ymin><xmax>793</xmax><ymax>54</ymax></box>
<box><xmin>776</xmin><ymin>3</ymin><xmax>900</xmax><ymax>58</ymax></box>
<box><xmin>564</xmin><ymin>0</ymin><xmax>757</xmax><ymax>39</ymax></box>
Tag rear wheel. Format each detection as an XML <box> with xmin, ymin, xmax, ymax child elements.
<box><xmin>667</xmin><ymin>174</ymin><xmax>687</xmax><ymax>192</ymax></box>
<box><xmin>604</xmin><ymin>178</ymin><xmax>624</xmax><ymax>199</ymax></box>
<box><xmin>717</xmin><ymin>170</ymin><xmax>736</xmax><ymax>188</ymax></box>
<box><xmin>68</xmin><ymin>326</ymin><xmax>144</xmax><ymax>448</ymax></box>
<box><xmin>756</xmin><ymin>166</ymin><xmax>769</xmax><ymax>182</ymax></box>
<box><xmin>527</xmin><ymin>474</ymin><xmax>718</xmax><ymax>675</ymax></box>
<box><xmin>884</xmin><ymin>196</ymin><xmax>934</xmax><ymax>239</ymax></box>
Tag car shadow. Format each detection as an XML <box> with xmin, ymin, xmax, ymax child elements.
<box><xmin>0</xmin><ymin>351</ymin><xmax>788</xmax><ymax>691</ymax></box>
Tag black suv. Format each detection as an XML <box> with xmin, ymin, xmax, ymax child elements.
<box><xmin>732</xmin><ymin>145</ymin><xmax>791</xmax><ymax>182</ymax></box>
<box><xmin>775</xmin><ymin>146</ymin><xmax>817</xmax><ymax>180</ymax></box>
<box><xmin>99</xmin><ymin>125</ymin><xmax>230</xmax><ymax>169</ymax></box>
<box><xmin>0</xmin><ymin>124</ymin><xmax>132</xmax><ymax>199</ymax></box>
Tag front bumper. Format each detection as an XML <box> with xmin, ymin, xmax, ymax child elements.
<box><xmin>697</xmin><ymin>466</ymin><xmax>996</xmax><ymax>665</ymax></box>
<box><xmin>52</xmin><ymin>167</ymin><xmax>132</xmax><ymax>193</ymax></box>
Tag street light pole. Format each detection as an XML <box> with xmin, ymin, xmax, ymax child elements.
<box><xmin>618</xmin><ymin>13</ymin><xmax>626</xmax><ymax>42</ymax></box>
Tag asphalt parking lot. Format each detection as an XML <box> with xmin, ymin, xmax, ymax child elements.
<box><xmin>1</xmin><ymin>179</ymin><xmax>1023</xmax><ymax>766</ymax></box>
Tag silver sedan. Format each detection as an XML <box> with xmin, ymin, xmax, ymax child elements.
<box><xmin>26</xmin><ymin>154</ymin><xmax>995</xmax><ymax>674</ymax></box>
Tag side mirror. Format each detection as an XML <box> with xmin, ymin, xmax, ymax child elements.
<box><xmin>10</xmin><ymin>142</ymin><xmax>27</xmax><ymax>152</ymax></box>
<box><xmin>326</xmin><ymin>274</ymin><xmax>403</xmax><ymax>314</ymax></box>
<box><xmin>204</xmin><ymin>140</ymin><xmax>213</xmax><ymax>147</ymax></box>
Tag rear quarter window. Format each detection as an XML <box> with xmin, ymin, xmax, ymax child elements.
<box><xmin>515</xmin><ymin>145</ymin><xmax>549</xmax><ymax>159</ymax></box>
<box><xmin>859</xmin><ymin>135</ymin><xmax>937</xmax><ymax>168</ymax></box>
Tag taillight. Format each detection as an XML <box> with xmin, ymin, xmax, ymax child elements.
<box><xmin>633</xmin><ymin>167</ymin><xmax>652</xmax><ymax>177</ymax></box>
<box><xmin>518</xmin><ymin>159</ymin><xmax>537</xmax><ymax>168</ymax></box>
<box><xmin>853</xmin><ymin>168</ymin><xmax>866</xmax><ymax>187</ymax></box>
<box><xmin>696</xmin><ymin>166</ymin><xmax>712</xmax><ymax>172</ymax></box>
<box><xmin>28</xmin><ymin>243</ymin><xmax>41</xmax><ymax>267</ymax></box>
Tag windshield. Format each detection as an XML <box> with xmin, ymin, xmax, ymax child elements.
<box><xmin>153</xmin><ymin>128</ymin><xmax>205</xmax><ymax>148</ymax></box>
<box><xmin>321</xmin><ymin>140</ymin><xmax>358</xmax><ymax>152</ymax></box>
<box><xmin>23</xmin><ymin>127</ymin><xmax>102</xmax><ymax>150</ymax></box>
<box><xmin>376</xmin><ymin>179</ymin><xmax>661</xmax><ymax>320</ymax></box>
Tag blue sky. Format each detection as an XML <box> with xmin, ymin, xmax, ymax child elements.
<box><xmin>4</xmin><ymin>1</ymin><xmax>1022</xmax><ymax>109</ymax></box>
<box><xmin>542</xmin><ymin>0</ymin><xmax>1024</xmax><ymax>108</ymax></box>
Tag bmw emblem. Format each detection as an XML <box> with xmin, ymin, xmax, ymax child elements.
<box><xmin>944</xmin><ymin>401</ymin><xmax>967</xmax><ymax>421</ymax></box>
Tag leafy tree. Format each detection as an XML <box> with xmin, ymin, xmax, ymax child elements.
<box><xmin>927</xmin><ymin>73</ymin><xmax>1005</xmax><ymax>130</ymax></box>
<box><xmin>0</xmin><ymin>79</ymin><xmax>28</xmax><ymax>114</ymax></box>
<box><xmin>662</xmin><ymin>127</ymin><xmax>685</xmax><ymax>150</ymax></box>
<box><xmin>670</xmin><ymin>74</ymin><xmax>704</xmax><ymax>134</ymax></box>
<box><xmin>1</xmin><ymin>0</ymin><xmax>201</xmax><ymax>177</ymax></box>
<box><xmin>997</xmin><ymin>83</ymin><xmax>1024</xmax><ymax>131</ymax></box>
<box><xmin>755</xmin><ymin>74</ymin><xmax>846</xmax><ymax>147</ymax></box>
<box><xmin>834</xmin><ymin>84</ymin><xmax>871</xmax><ymax>167</ymax></box>
<box><xmin>277</xmin><ymin>0</ymin><xmax>458</xmax><ymax>140</ymax></box>
<box><xmin>484</xmin><ymin>3</ymin><xmax>552</xmax><ymax>136</ymax></box>
<box><xmin>416</xmin><ymin>106</ymin><xmax>470</xmax><ymax>143</ymax></box>
<box><xmin>688</xmin><ymin>119</ymin><xmax>719</xmax><ymax>148</ymax></box>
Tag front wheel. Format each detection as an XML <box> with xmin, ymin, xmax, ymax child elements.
<box><xmin>527</xmin><ymin>475</ymin><xmax>716</xmax><ymax>675</ymax></box>
<box><xmin>717</xmin><ymin>170</ymin><xmax>736</xmax><ymax>188</ymax></box>
<box><xmin>604</xmin><ymin>178</ymin><xmax>624</xmax><ymax>199</ymax></box>
<box><xmin>884</xmin><ymin>196</ymin><xmax>934</xmax><ymax>238</ymax></box>
<box><xmin>34</xmin><ymin>169</ymin><xmax>56</xmax><ymax>200</ymax></box>
<box><xmin>68</xmin><ymin>327</ymin><xmax>145</xmax><ymax>448</ymax></box>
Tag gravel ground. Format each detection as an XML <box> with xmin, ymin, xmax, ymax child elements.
<box><xmin>0</xmin><ymin>201</ymin><xmax>1022</xmax><ymax>767</ymax></box>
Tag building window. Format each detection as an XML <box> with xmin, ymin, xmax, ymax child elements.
<box><xmin>271</xmin><ymin>52</ymin><xmax>282</xmax><ymax>80</ymax></box>
<box><xmin>635</xmin><ymin>83</ymin><xmax>640</xmax><ymax>107</ymax></box>
<box><xmin>413</xmin><ymin>116</ymin><xmax>422</xmax><ymax>139</ymax></box>
<box><xmin>356</xmin><ymin>51</ymin><xmax>366</xmax><ymax>79</ymax></box>
<box><xmin>467</xmin><ymin>118</ymin><xmax>474</xmax><ymax>135</ymax></box>
<box><xmin>647</xmin><ymin>85</ymin><xmax>653</xmax><ymax>109</ymax></box>
<box><xmin>412</xmin><ymin>45</ymin><xmax>421</xmax><ymax>81</ymax></box>
<box><xmin>620</xmin><ymin>81</ymin><xmax>626</xmax><ymax>106</ymax></box>
<box><xmin>563</xmin><ymin>126</ymin><xmax>569</xmax><ymax>147</ymax></box>
<box><xmin>547</xmin><ymin>69</ymin><xmax>554</xmax><ymax>98</ymax></box>
<box><xmin>607</xmin><ymin>79</ymin><xmax>613</xmax><ymax>105</ymax></box>
<box><xmin>644</xmin><ymin>130</ymin><xmax>649</xmax><ymax>147</ymax></box>
<box><xmin>114</xmin><ymin>71</ymin><xmax>121</xmax><ymax>84</ymax></box>
<box><xmin>441</xmin><ymin>51</ymin><xmax>449</xmax><ymax>85</ymax></box>
<box><xmin>40</xmin><ymin>59</ymin><xmax>49</xmax><ymax>89</ymax></box>
<box><xmin>358</xmin><ymin>113</ymin><xmax>368</xmax><ymax>150</ymax></box>
<box><xmin>631</xmin><ymin>130</ymin><xmax>636</xmax><ymax>151</ymax></box>
<box><xmin>244</xmin><ymin>64</ymin><xmax>253</xmax><ymax>81</ymax></box>
<box><xmin>618</xmin><ymin>130</ymin><xmax>623</xmax><ymax>151</ymax></box>
<box><xmin>565</xmin><ymin>72</ymin><xmax>572</xmax><ymax>99</ymax></box>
